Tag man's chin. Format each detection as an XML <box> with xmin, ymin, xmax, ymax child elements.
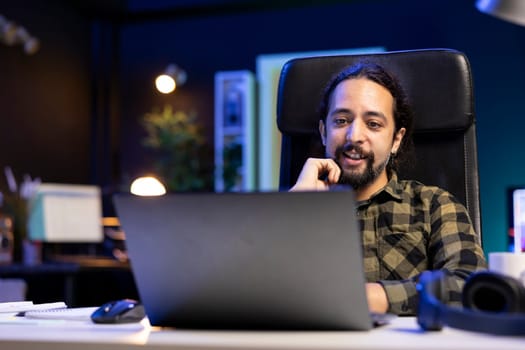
<box><xmin>339</xmin><ymin>171</ymin><xmax>365</xmax><ymax>186</ymax></box>
<box><xmin>341</xmin><ymin>166</ymin><xmax>366</xmax><ymax>179</ymax></box>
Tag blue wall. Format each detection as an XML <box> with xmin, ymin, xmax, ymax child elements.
<box><xmin>118</xmin><ymin>0</ymin><xmax>525</xmax><ymax>254</ymax></box>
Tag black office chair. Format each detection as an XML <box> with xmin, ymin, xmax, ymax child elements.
<box><xmin>276</xmin><ymin>48</ymin><xmax>482</xmax><ymax>238</ymax></box>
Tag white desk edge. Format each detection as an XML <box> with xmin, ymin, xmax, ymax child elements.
<box><xmin>0</xmin><ymin>315</ymin><xmax>523</xmax><ymax>350</ymax></box>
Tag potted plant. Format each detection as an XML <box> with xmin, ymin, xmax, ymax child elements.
<box><xmin>141</xmin><ymin>105</ymin><xmax>213</xmax><ymax>192</ymax></box>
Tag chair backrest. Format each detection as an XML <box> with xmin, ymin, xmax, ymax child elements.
<box><xmin>276</xmin><ymin>48</ymin><xmax>482</xmax><ymax>238</ymax></box>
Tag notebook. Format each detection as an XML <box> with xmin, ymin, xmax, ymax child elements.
<box><xmin>114</xmin><ymin>190</ymin><xmax>381</xmax><ymax>330</ymax></box>
<box><xmin>23</xmin><ymin>307</ymin><xmax>97</xmax><ymax>321</ymax></box>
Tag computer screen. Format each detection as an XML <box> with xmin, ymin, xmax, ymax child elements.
<box><xmin>28</xmin><ymin>183</ymin><xmax>103</xmax><ymax>243</ymax></box>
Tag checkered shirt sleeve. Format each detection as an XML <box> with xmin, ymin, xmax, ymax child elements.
<box><xmin>358</xmin><ymin>174</ymin><xmax>487</xmax><ymax>315</ymax></box>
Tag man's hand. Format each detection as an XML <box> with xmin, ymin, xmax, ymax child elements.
<box><xmin>366</xmin><ymin>282</ymin><xmax>389</xmax><ymax>314</ymax></box>
<box><xmin>289</xmin><ymin>158</ymin><xmax>341</xmax><ymax>191</ymax></box>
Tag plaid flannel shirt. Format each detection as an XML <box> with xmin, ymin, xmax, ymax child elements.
<box><xmin>357</xmin><ymin>172</ymin><xmax>487</xmax><ymax>315</ymax></box>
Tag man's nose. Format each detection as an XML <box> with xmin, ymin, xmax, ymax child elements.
<box><xmin>346</xmin><ymin>120</ymin><xmax>365</xmax><ymax>143</ymax></box>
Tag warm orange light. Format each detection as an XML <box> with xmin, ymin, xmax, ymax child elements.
<box><xmin>130</xmin><ymin>176</ymin><xmax>167</xmax><ymax>196</ymax></box>
<box><xmin>155</xmin><ymin>74</ymin><xmax>176</xmax><ymax>94</ymax></box>
<box><xmin>154</xmin><ymin>64</ymin><xmax>186</xmax><ymax>94</ymax></box>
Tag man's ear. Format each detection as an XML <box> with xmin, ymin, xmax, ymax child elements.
<box><xmin>319</xmin><ymin>120</ymin><xmax>327</xmax><ymax>146</ymax></box>
<box><xmin>392</xmin><ymin>127</ymin><xmax>406</xmax><ymax>154</ymax></box>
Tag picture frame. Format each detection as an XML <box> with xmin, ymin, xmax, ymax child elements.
<box><xmin>214</xmin><ymin>70</ymin><xmax>256</xmax><ymax>192</ymax></box>
<box><xmin>512</xmin><ymin>188</ymin><xmax>525</xmax><ymax>252</ymax></box>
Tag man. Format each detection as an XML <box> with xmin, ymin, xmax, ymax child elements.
<box><xmin>290</xmin><ymin>61</ymin><xmax>487</xmax><ymax>315</ymax></box>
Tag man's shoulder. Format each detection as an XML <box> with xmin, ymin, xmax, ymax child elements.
<box><xmin>397</xmin><ymin>178</ymin><xmax>443</xmax><ymax>191</ymax></box>
<box><xmin>384</xmin><ymin>173</ymin><xmax>460</xmax><ymax>206</ymax></box>
<box><xmin>395</xmin><ymin>178</ymin><xmax>453</xmax><ymax>200</ymax></box>
<box><xmin>386</xmin><ymin>179</ymin><xmax>465</xmax><ymax>217</ymax></box>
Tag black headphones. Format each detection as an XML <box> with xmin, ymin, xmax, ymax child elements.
<box><xmin>416</xmin><ymin>269</ymin><xmax>525</xmax><ymax>335</ymax></box>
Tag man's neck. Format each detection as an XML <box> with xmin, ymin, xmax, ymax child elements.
<box><xmin>354</xmin><ymin>171</ymin><xmax>389</xmax><ymax>201</ymax></box>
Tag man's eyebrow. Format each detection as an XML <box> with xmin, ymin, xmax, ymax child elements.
<box><xmin>363</xmin><ymin>110</ymin><xmax>388</xmax><ymax>120</ymax></box>
<box><xmin>328</xmin><ymin>108</ymin><xmax>353</xmax><ymax>117</ymax></box>
<box><xmin>329</xmin><ymin>108</ymin><xmax>388</xmax><ymax>121</ymax></box>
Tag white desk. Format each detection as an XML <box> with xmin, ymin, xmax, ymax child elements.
<box><xmin>0</xmin><ymin>316</ymin><xmax>523</xmax><ymax>350</ymax></box>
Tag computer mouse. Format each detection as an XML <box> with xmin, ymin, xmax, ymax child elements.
<box><xmin>90</xmin><ymin>299</ymin><xmax>145</xmax><ymax>324</ymax></box>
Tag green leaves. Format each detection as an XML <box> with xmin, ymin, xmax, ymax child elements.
<box><xmin>141</xmin><ymin>105</ymin><xmax>213</xmax><ymax>192</ymax></box>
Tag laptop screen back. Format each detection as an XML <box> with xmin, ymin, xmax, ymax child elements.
<box><xmin>114</xmin><ymin>190</ymin><xmax>372</xmax><ymax>330</ymax></box>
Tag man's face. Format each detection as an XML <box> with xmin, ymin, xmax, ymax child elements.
<box><xmin>319</xmin><ymin>78</ymin><xmax>405</xmax><ymax>190</ymax></box>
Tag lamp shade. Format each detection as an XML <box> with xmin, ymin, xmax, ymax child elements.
<box><xmin>130</xmin><ymin>176</ymin><xmax>166</xmax><ymax>196</ymax></box>
<box><xmin>476</xmin><ymin>0</ymin><xmax>525</xmax><ymax>27</ymax></box>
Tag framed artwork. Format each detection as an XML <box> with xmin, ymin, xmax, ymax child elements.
<box><xmin>512</xmin><ymin>188</ymin><xmax>525</xmax><ymax>252</ymax></box>
<box><xmin>255</xmin><ymin>46</ymin><xmax>385</xmax><ymax>191</ymax></box>
<box><xmin>214</xmin><ymin>70</ymin><xmax>256</xmax><ymax>192</ymax></box>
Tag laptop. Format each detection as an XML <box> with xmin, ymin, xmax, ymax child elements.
<box><xmin>114</xmin><ymin>190</ymin><xmax>381</xmax><ymax>330</ymax></box>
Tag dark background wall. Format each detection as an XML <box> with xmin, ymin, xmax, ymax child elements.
<box><xmin>0</xmin><ymin>0</ymin><xmax>92</xmax><ymax>185</ymax></box>
<box><xmin>0</xmin><ymin>0</ymin><xmax>524</xmax><ymax>255</ymax></box>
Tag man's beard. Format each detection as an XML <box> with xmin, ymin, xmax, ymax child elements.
<box><xmin>333</xmin><ymin>144</ymin><xmax>390</xmax><ymax>190</ymax></box>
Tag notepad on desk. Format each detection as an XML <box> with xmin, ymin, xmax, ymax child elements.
<box><xmin>23</xmin><ymin>306</ymin><xmax>98</xmax><ymax>321</ymax></box>
<box><xmin>0</xmin><ymin>301</ymin><xmax>147</xmax><ymax>331</ymax></box>
<box><xmin>0</xmin><ymin>301</ymin><xmax>67</xmax><ymax>313</ymax></box>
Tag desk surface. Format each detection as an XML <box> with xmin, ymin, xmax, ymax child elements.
<box><xmin>0</xmin><ymin>315</ymin><xmax>523</xmax><ymax>350</ymax></box>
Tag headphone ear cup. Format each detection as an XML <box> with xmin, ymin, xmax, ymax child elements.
<box><xmin>416</xmin><ymin>270</ymin><xmax>450</xmax><ymax>331</ymax></box>
<box><xmin>462</xmin><ymin>271</ymin><xmax>525</xmax><ymax>313</ymax></box>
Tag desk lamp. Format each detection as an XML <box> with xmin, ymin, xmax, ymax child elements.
<box><xmin>130</xmin><ymin>176</ymin><xmax>166</xmax><ymax>196</ymax></box>
<box><xmin>155</xmin><ymin>64</ymin><xmax>187</xmax><ymax>94</ymax></box>
<box><xmin>476</xmin><ymin>0</ymin><xmax>525</xmax><ymax>27</ymax></box>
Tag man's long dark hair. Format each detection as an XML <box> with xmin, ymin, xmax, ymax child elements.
<box><xmin>318</xmin><ymin>61</ymin><xmax>415</xmax><ymax>174</ymax></box>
